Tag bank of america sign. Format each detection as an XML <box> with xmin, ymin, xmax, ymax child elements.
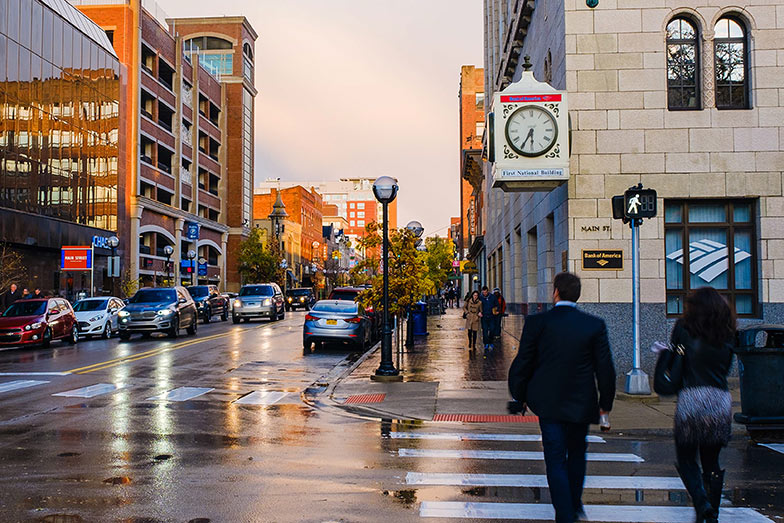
<box><xmin>666</xmin><ymin>239</ymin><xmax>751</xmax><ymax>283</ymax></box>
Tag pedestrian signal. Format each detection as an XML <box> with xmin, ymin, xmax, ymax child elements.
<box><xmin>623</xmin><ymin>187</ymin><xmax>657</xmax><ymax>220</ymax></box>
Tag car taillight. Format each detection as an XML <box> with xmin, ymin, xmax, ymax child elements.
<box><xmin>344</xmin><ymin>317</ymin><xmax>362</xmax><ymax>324</ymax></box>
<box><xmin>305</xmin><ymin>314</ymin><xmax>318</xmax><ymax>321</ymax></box>
<box><xmin>365</xmin><ymin>307</ymin><xmax>374</xmax><ymax>314</ymax></box>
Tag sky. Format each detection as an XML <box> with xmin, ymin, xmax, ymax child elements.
<box><xmin>163</xmin><ymin>0</ymin><xmax>484</xmax><ymax>236</ymax></box>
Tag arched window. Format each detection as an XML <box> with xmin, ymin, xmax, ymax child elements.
<box><xmin>243</xmin><ymin>43</ymin><xmax>254</xmax><ymax>61</ymax></box>
<box><xmin>666</xmin><ymin>17</ymin><xmax>700</xmax><ymax>110</ymax></box>
<box><xmin>714</xmin><ymin>16</ymin><xmax>750</xmax><ymax>109</ymax></box>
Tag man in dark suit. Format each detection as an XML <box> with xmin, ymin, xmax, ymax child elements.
<box><xmin>1</xmin><ymin>283</ymin><xmax>22</xmax><ymax>313</ymax></box>
<box><xmin>508</xmin><ymin>272</ymin><xmax>616</xmax><ymax>523</ymax></box>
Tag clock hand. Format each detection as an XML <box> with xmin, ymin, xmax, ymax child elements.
<box><xmin>521</xmin><ymin>128</ymin><xmax>534</xmax><ymax>149</ymax></box>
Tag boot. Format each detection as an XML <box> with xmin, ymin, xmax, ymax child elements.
<box><xmin>702</xmin><ymin>469</ymin><xmax>724</xmax><ymax>519</ymax></box>
<box><xmin>676</xmin><ymin>463</ymin><xmax>717</xmax><ymax>523</ymax></box>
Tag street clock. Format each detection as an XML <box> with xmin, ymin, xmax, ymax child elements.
<box><xmin>491</xmin><ymin>56</ymin><xmax>570</xmax><ymax>192</ymax></box>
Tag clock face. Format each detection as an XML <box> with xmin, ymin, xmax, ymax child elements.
<box><xmin>505</xmin><ymin>105</ymin><xmax>559</xmax><ymax>157</ymax></box>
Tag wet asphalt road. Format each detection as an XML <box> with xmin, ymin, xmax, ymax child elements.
<box><xmin>0</xmin><ymin>311</ymin><xmax>782</xmax><ymax>522</ymax></box>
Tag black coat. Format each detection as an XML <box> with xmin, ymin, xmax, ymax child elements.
<box><xmin>508</xmin><ymin>305</ymin><xmax>616</xmax><ymax>424</ymax></box>
<box><xmin>1</xmin><ymin>289</ymin><xmax>22</xmax><ymax>312</ymax></box>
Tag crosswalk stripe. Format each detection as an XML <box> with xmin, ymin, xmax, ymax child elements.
<box><xmin>406</xmin><ymin>473</ymin><xmax>683</xmax><ymax>490</ymax></box>
<box><xmin>419</xmin><ymin>502</ymin><xmax>772</xmax><ymax>522</ymax></box>
<box><xmin>398</xmin><ymin>448</ymin><xmax>644</xmax><ymax>462</ymax></box>
<box><xmin>760</xmin><ymin>443</ymin><xmax>784</xmax><ymax>455</ymax></box>
<box><xmin>146</xmin><ymin>387</ymin><xmax>214</xmax><ymax>402</ymax></box>
<box><xmin>233</xmin><ymin>390</ymin><xmax>288</xmax><ymax>405</ymax></box>
<box><xmin>389</xmin><ymin>432</ymin><xmax>605</xmax><ymax>443</ymax></box>
<box><xmin>0</xmin><ymin>372</ymin><xmax>70</xmax><ymax>376</ymax></box>
<box><xmin>52</xmin><ymin>383</ymin><xmax>118</xmax><ymax>398</ymax></box>
<box><xmin>0</xmin><ymin>380</ymin><xmax>49</xmax><ymax>394</ymax></box>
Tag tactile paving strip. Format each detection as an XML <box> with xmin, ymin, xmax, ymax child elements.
<box><xmin>344</xmin><ymin>393</ymin><xmax>387</xmax><ymax>404</ymax></box>
<box><xmin>432</xmin><ymin>414</ymin><xmax>539</xmax><ymax>423</ymax></box>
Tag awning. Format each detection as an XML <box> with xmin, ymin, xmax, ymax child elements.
<box><xmin>286</xmin><ymin>269</ymin><xmax>298</xmax><ymax>282</ymax></box>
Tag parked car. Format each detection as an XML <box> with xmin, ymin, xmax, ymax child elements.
<box><xmin>328</xmin><ymin>286</ymin><xmax>380</xmax><ymax>340</ymax></box>
<box><xmin>232</xmin><ymin>284</ymin><xmax>285</xmax><ymax>323</ymax></box>
<box><xmin>222</xmin><ymin>292</ymin><xmax>238</xmax><ymax>312</ymax></box>
<box><xmin>303</xmin><ymin>300</ymin><xmax>372</xmax><ymax>351</ymax></box>
<box><xmin>118</xmin><ymin>286</ymin><xmax>197</xmax><ymax>340</ymax></box>
<box><xmin>0</xmin><ymin>298</ymin><xmax>78</xmax><ymax>348</ymax></box>
<box><xmin>285</xmin><ymin>287</ymin><xmax>315</xmax><ymax>311</ymax></box>
<box><xmin>73</xmin><ymin>297</ymin><xmax>125</xmax><ymax>339</ymax></box>
<box><xmin>187</xmin><ymin>285</ymin><xmax>229</xmax><ymax>323</ymax></box>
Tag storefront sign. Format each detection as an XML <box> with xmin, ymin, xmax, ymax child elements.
<box><xmin>582</xmin><ymin>250</ymin><xmax>623</xmax><ymax>271</ymax></box>
<box><xmin>92</xmin><ymin>236</ymin><xmax>113</xmax><ymax>249</ymax></box>
<box><xmin>452</xmin><ymin>260</ymin><xmax>461</xmax><ymax>268</ymax></box>
<box><xmin>61</xmin><ymin>246</ymin><xmax>93</xmax><ymax>270</ymax></box>
<box><xmin>460</xmin><ymin>260</ymin><xmax>478</xmax><ymax>274</ymax></box>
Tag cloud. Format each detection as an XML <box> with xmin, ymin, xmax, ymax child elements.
<box><xmin>162</xmin><ymin>0</ymin><xmax>483</xmax><ymax>235</ymax></box>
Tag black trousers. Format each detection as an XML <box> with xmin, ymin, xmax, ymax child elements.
<box><xmin>676</xmin><ymin>440</ymin><xmax>722</xmax><ymax>478</ymax></box>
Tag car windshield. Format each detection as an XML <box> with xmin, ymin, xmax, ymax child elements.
<box><xmin>187</xmin><ymin>286</ymin><xmax>209</xmax><ymax>298</ymax></box>
<box><xmin>312</xmin><ymin>301</ymin><xmax>358</xmax><ymax>314</ymax></box>
<box><xmin>129</xmin><ymin>289</ymin><xmax>177</xmax><ymax>303</ymax></box>
<box><xmin>3</xmin><ymin>301</ymin><xmax>47</xmax><ymax>317</ymax></box>
<box><xmin>288</xmin><ymin>289</ymin><xmax>311</xmax><ymax>296</ymax></box>
<box><xmin>329</xmin><ymin>290</ymin><xmax>359</xmax><ymax>301</ymax></box>
<box><xmin>73</xmin><ymin>299</ymin><xmax>108</xmax><ymax>312</ymax></box>
<box><xmin>239</xmin><ymin>285</ymin><xmax>274</xmax><ymax>297</ymax></box>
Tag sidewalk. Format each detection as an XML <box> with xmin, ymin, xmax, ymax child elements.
<box><xmin>330</xmin><ymin>308</ymin><xmax>744</xmax><ymax>435</ymax></box>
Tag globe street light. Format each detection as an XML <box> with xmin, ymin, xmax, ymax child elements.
<box><xmin>107</xmin><ymin>236</ymin><xmax>120</xmax><ymax>295</ymax></box>
<box><xmin>404</xmin><ymin>221</ymin><xmax>425</xmax><ymax>348</ymax></box>
<box><xmin>186</xmin><ymin>249</ymin><xmax>197</xmax><ymax>287</ymax></box>
<box><xmin>372</xmin><ymin>176</ymin><xmax>399</xmax><ymax>379</ymax></box>
<box><xmin>163</xmin><ymin>245</ymin><xmax>174</xmax><ymax>287</ymax></box>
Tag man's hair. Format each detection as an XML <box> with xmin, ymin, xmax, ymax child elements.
<box><xmin>481</xmin><ymin>286</ymin><xmax>489</xmax><ymax>291</ymax></box>
<box><xmin>554</xmin><ymin>272</ymin><xmax>581</xmax><ymax>302</ymax></box>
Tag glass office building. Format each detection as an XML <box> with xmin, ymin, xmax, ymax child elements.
<box><xmin>0</xmin><ymin>0</ymin><xmax>123</xmax><ymax>298</ymax></box>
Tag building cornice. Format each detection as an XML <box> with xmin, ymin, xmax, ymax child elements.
<box><xmin>137</xmin><ymin>196</ymin><xmax>230</xmax><ymax>233</ymax></box>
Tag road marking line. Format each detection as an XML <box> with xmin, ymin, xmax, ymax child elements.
<box><xmin>389</xmin><ymin>432</ymin><xmax>605</xmax><ymax>443</ymax></box>
<box><xmin>406</xmin><ymin>473</ymin><xmax>683</xmax><ymax>490</ymax></box>
<box><xmin>52</xmin><ymin>383</ymin><xmax>119</xmax><ymax>398</ymax></box>
<box><xmin>233</xmin><ymin>390</ymin><xmax>288</xmax><ymax>405</ymax></box>
<box><xmin>0</xmin><ymin>372</ymin><xmax>71</xmax><ymax>376</ymax></box>
<box><xmin>0</xmin><ymin>380</ymin><xmax>49</xmax><ymax>394</ymax></box>
<box><xmin>419</xmin><ymin>502</ymin><xmax>772</xmax><ymax>522</ymax></box>
<box><xmin>398</xmin><ymin>448</ymin><xmax>644</xmax><ymax>462</ymax></box>
<box><xmin>760</xmin><ymin>443</ymin><xmax>784</xmax><ymax>455</ymax></box>
<box><xmin>146</xmin><ymin>386</ymin><xmax>214</xmax><ymax>402</ymax></box>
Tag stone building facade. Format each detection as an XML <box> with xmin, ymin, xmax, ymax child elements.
<box><xmin>483</xmin><ymin>0</ymin><xmax>784</xmax><ymax>372</ymax></box>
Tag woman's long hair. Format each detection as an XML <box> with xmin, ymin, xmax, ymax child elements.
<box><xmin>682</xmin><ymin>287</ymin><xmax>737</xmax><ymax>346</ymax></box>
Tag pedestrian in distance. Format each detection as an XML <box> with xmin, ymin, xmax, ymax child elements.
<box><xmin>478</xmin><ymin>286</ymin><xmax>498</xmax><ymax>351</ymax></box>
<box><xmin>33</xmin><ymin>288</ymin><xmax>43</xmax><ymax>298</ymax></box>
<box><xmin>21</xmin><ymin>288</ymin><xmax>31</xmax><ymax>300</ymax></box>
<box><xmin>1</xmin><ymin>283</ymin><xmax>22</xmax><ymax>313</ymax></box>
<box><xmin>493</xmin><ymin>287</ymin><xmax>506</xmax><ymax>340</ymax></box>
<box><xmin>653</xmin><ymin>287</ymin><xmax>735</xmax><ymax>523</ymax></box>
<box><xmin>508</xmin><ymin>272</ymin><xmax>616</xmax><ymax>523</ymax></box>
<box><xmin>463</xmin><ymin>290</ymin><xmax>481</xmax><ymax>350</ymax></box>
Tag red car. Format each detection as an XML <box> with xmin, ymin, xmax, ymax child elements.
<box><xmin>0</xmin><ymin>298</ymin><xmax>79</xmax><ymax>348</ymax></box>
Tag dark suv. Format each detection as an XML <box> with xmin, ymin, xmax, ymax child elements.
<box><xmin>286</xmin><ymin>288</ymin><xmax>315</xmax><ymax>311</ymax></box>
<box><xmin>187</xmin><ymin>285</ymin><xmax>229</xmax><ymax>323</ymax></box>
<box><xmin>118</xmin><ymin>286</ymin><xmax>198</xmax><ymax>339</ymax></box>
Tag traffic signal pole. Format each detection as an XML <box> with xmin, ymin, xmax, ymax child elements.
<box><xmin>625</xmin><ymin>217</ymin><xmax>650</xmax><ymax>395</ymax></box>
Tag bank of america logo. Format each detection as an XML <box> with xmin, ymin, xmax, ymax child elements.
<box><xmin>666</xmin><ymin>239</ymin><xmax>751</xmax><ymax>283</ymax></box>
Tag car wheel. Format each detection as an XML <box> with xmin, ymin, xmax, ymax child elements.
<box><xmin>103</xmin><ymin>322</ymin><xmax>112</xmax><ymax>339</ymax></box>
<box><xmin>279</xmin><ymin>308</ymin><xmax>285</xmax><ymax>321</ymax></box>
<box><xmin>244</xmin><ymin>317</ymin><xmax>251</xmax><ymax>323</ymax></box>
<box><xmin>168</xmin><ymin>316</ymin><xmax>179</xmax><ymax>338</ymax></box>
<box><xmin>68</xmin><ymin>326</ymin><xmax>78</xmax><ymax>345</ymax></box>
<box><xmin>119</xmin><ymin>332</ymin><xmax>131</xmax><ymax>341</ymax></box>
<box><xmin>41</xmin><ymin>327</ymin><xmax>52</xmax><ymax>348</ymax></box>
<box><xmin>221</xmin><ymin>308</ymin><xmax>228</xmax><ymax>321</ymax></box>
<box><xmin>187</xmin><ymin>316</ymin><xmax>197</xmax><ymax>336</ymax></box>
<box><xmin>232</xmin><ymin>315</ymin><xmax>240</xmax><ymax>324</ymax></box>
<box><xmin>203</xmin><ymin>306</ymin><xmax>211</xmax><ymax>324</ymax></box>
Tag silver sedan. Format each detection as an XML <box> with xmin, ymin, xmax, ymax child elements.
<box><xmin>303</xmin><ymin>300</ymin><xmax>372</xmax><ymax>351</ymax></box>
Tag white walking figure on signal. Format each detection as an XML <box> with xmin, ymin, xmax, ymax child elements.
<box><xmin>627</xmin><ymin>194</ymin><xmax>641</xmax><ymax>215</ymax></box>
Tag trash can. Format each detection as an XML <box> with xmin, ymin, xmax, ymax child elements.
<box><xmin>733</xmin><ymin>325</ymin><xmax>784</xmax><ymax>434</ymax></box>
<box><xmin>412</xmin><ymin>301</ymin><xmax>428</xmax><ymax>336</ymax></box>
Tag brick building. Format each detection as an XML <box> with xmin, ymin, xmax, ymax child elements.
<box><xmin>73</xmin><ymin>1</ymin><xmax>256</xmax><ymax>291</ymax></box>
<box><xmin>483</xmin><ymin>0</ymin><xmax>784</xmax><ymax>373</ymax></box>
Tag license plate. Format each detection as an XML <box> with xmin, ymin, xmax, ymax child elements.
<box><xmin>326</xmin><ymin>319</ymin><xmax>337</xmax><ymax>325</ymax></box>
<box><xmin>247</xmin><ymin>302</ymin><xmax>257</xmax><ymax>306</ymax></box>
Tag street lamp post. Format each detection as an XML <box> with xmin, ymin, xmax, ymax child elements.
<box><xmin>372</xmin><ymin>176</ymin><xmax>399</xmax><ymax>379</ymax></box>
<box><xmin>405</xmin><ymin>221</ymin><xmax>424</xmax><ymax>348</ymax></box>
<box><xmin>107</xmin><ymin>235</ymin><xmax>119</xmax><ymax>296</ymax></box>
<box><xmin>163</xmin><ymin>245</ymin><xmax>174</xmax><ymax>287</ymax></box>
<box><xmin>186</xmin><ymin>249</ymin><xmax>196</xmax><ymax>287</ymax></box>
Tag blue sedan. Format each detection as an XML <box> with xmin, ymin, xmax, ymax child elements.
<box><xmin>303</xmin><ymin>300</ymin><xmax>372</xmax><ymax>351</ymax></box>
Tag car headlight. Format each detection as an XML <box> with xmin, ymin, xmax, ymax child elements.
<box><xmin>299</xmin><ymin>297</ymin><xmax>305</xmax><ymax>302</ymax></box>
<box><xmin>233</xmin><ymin>299</ymin><xmax>242</xmax><ymax>308</ymax></box>
<box><xmin>24</xmin><ymin>322</ymin><xmax>43</xmax><ymax>331</ymax></box>
<box><xmin>287</xmin><ymin>297</ymin><xmax>292</xmax><ymax>302</ymax></box>
<box><xmin>262</xmin><ymin>298</ymin><xmax>272</xmax><ymax>306</ymax></box>
<box><xmin>88</xmin><ymin>314</ymin><xmax>104</xmax><ymax>322</ymax></box>
<box><xmin>118</xmin><ymin>310</ymin><xmax>130</xmax><ymax>318</ymax></box>
<box><xmin>157</xmin><ymin>309</ymin><xmax>174</xmax><ymax>316</ymax></box>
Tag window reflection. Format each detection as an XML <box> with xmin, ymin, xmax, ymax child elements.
<box><xmin>666</xmin><ymin>17</ymin><xmax>700</xmax><ymax>110</ymax></box>
<box><xmin>0</xmin><ymin>0</ymin><xmax>120</xmax><ymax>232</ymax></box>
<box><xmin>714</xmin><ymin>16</ymin><xmax>749</xmax><ymax>109</ymax></box>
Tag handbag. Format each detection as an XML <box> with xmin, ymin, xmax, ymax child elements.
<box><xmin>462</xmin><ymin>312</ymin><xmax>467</xmax><ymax>319</ymax></box>
<box><xmin>653</xmin><ymin>343</ymin><xmax>685</xmax><ymax>396</ymax></box>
